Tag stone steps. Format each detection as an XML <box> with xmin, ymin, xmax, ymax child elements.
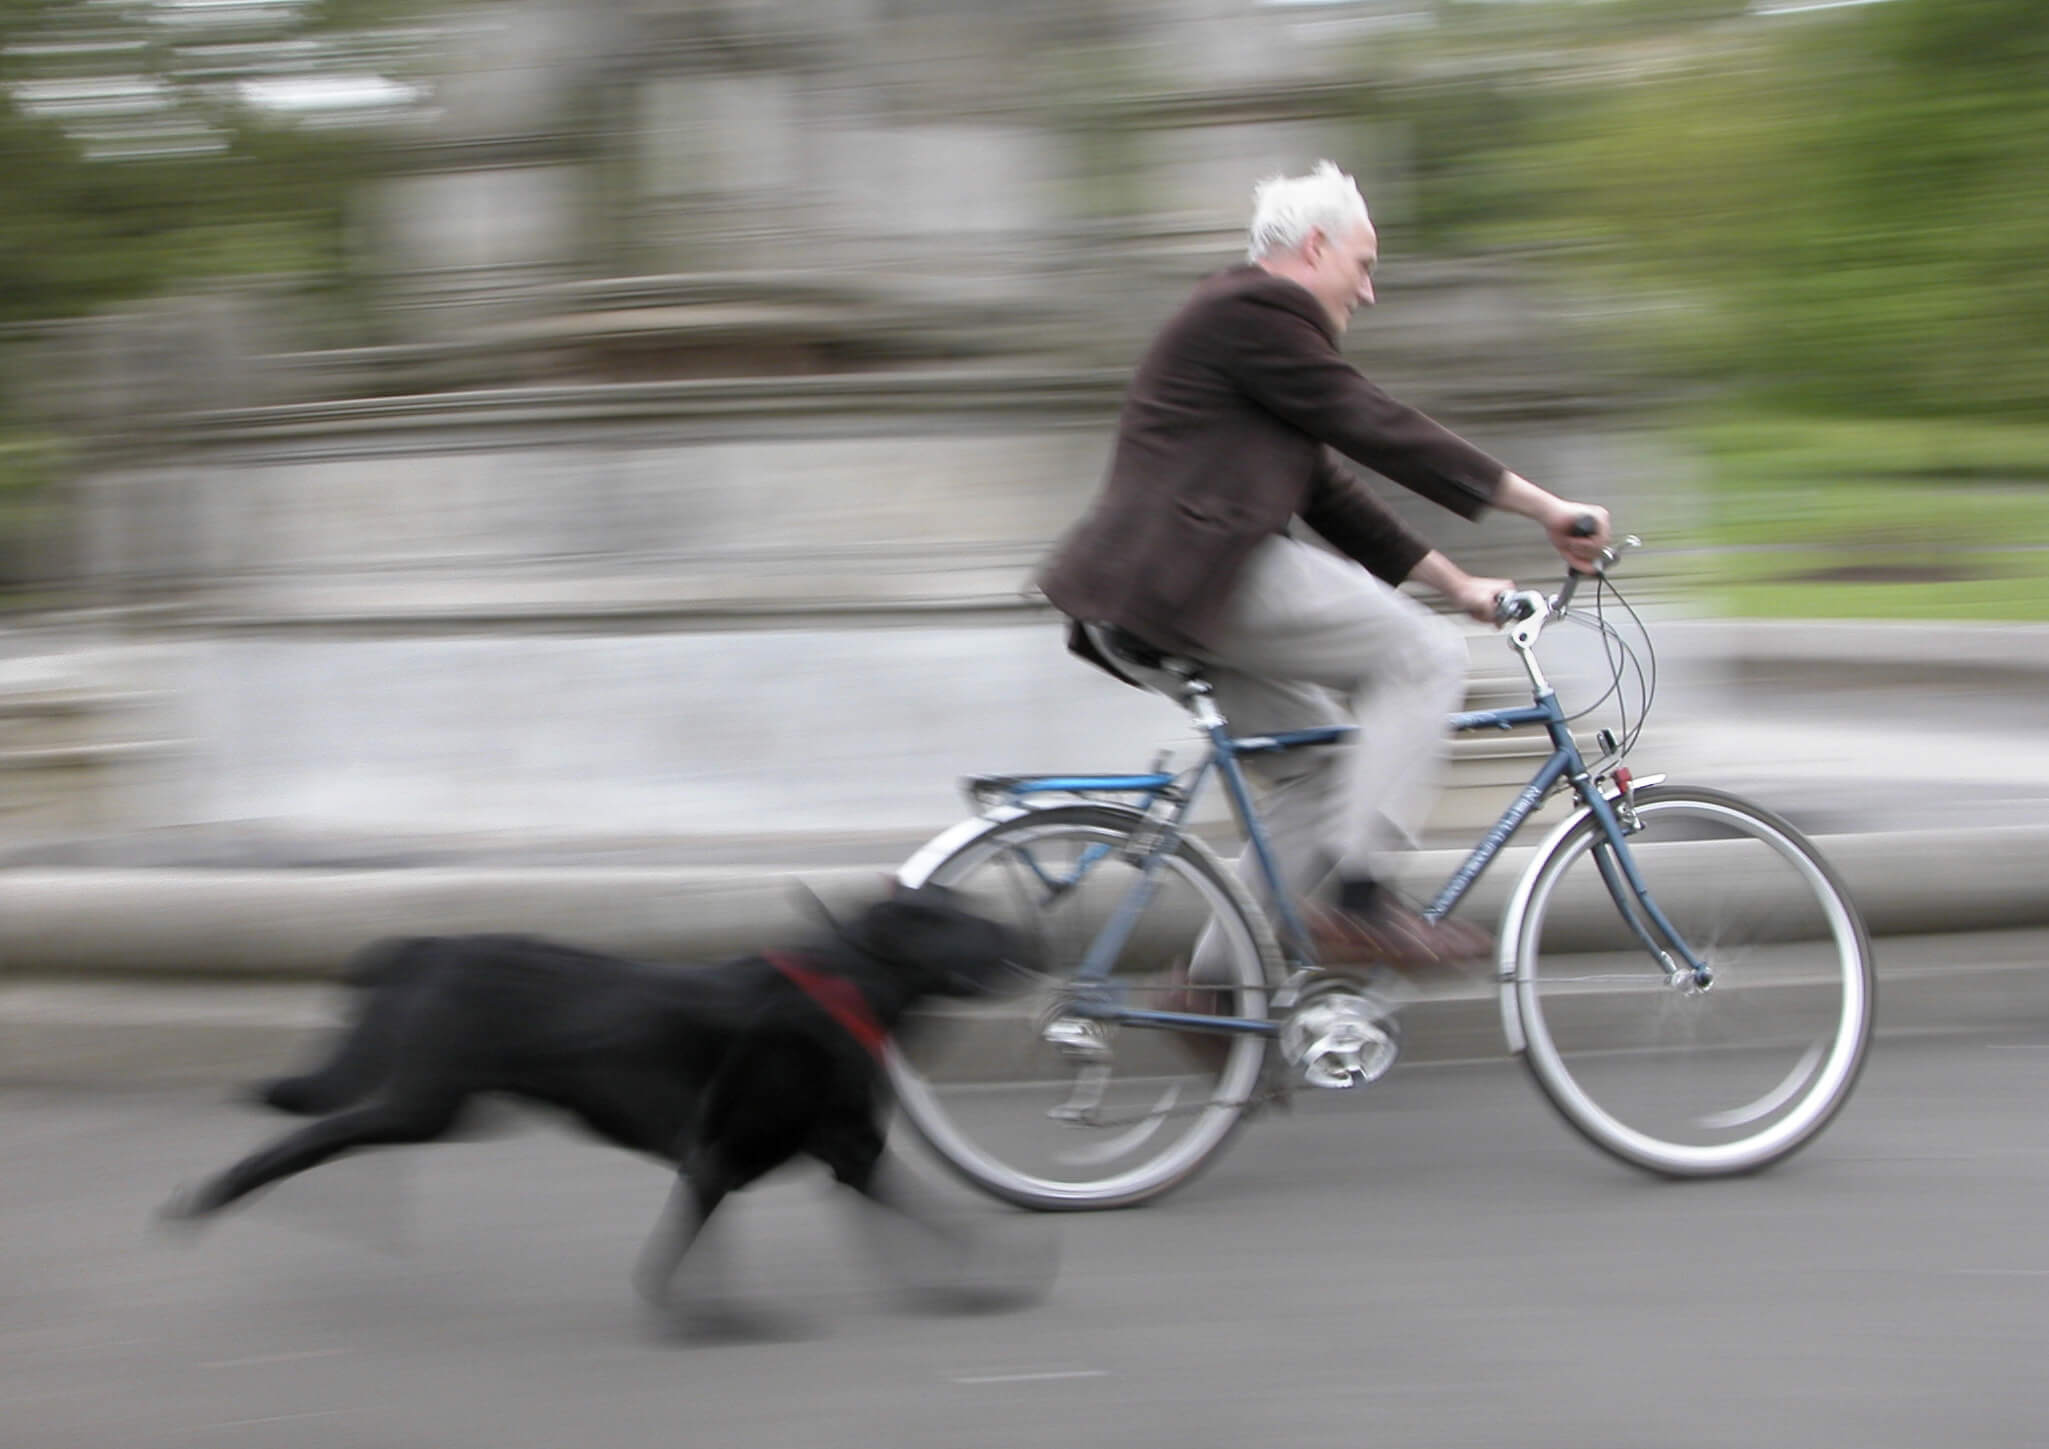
<box><xmin>0</xmin><ymin>673</ymin><xmax>172</xmax><ymax>836</ymax></box>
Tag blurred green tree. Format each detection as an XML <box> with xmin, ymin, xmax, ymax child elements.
<box><xmin>1385</xmin><ymin>0</ymin><xmax>2049</xmax><ymax>419</ymax></box>
<box><xmin>0</xmin><ymin>0</ymin><xmax>409</xmax><ymax>332</ymax></box>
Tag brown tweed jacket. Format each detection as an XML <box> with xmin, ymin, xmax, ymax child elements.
<box><xmin>1037</xmin><ymin>265</ymin><xmax>1507</xmax><ymax>656</ymax></box>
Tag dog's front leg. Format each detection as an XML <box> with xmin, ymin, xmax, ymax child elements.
<box><xmin>834</xmin><ymin>1149</ymin><xmax>1057</xmax><ymax>1313</ymax></box>
<box><xmin>633</xmin><ymin>1168</ymin><xmax>727</xmax><ymax>1310</ymax></box>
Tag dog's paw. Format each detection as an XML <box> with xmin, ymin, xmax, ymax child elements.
<box><xmin>152</xmin><ymin>1185</ymin><xmax>215</xmax><ymax>1240</ymax></box>
<box><xmin>887</xmin><ymin>1220</ymin><xmax>1061</xmax><ymax>1316</ymax></box>
<box><xmin>247</xmin><ymin>1075</ymin><xmax>325</xmax><ymax>1115</ymax></box>
<box><xmin>643</xmin><ymin>1296</ymin><xmax>816</xmax><ymax>1346</ymax></box>
<box><xmin>632</xmin><ymin>1264</ymin><xmax>677</xmax><ymax>1312</ymax></box>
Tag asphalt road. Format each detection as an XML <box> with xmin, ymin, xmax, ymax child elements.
<box><xmin>6</xmin><ymin>1017</ymin><xmax>2049</xmax><ymax>1449</ymax></box>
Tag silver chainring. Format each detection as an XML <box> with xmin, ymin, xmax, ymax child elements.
<box><xmin>1279</xmin><ymin>982</ymin><xmax>1403</xmax><ymax>1089</ymax></box>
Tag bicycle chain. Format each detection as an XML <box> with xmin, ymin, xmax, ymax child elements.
<box><xmin>1029</xmin><ymin>983</ymin><xmax>1302</xmax><ymax>1129</ymax></box>
<box><xmin>1052</xmin><ymin>1079</ymin><xmax>1295</xmax><ymax>1131</ymax></box>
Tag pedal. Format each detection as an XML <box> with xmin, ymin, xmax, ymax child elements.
<box><xmin>1042</xmin><ymin>1016</ymin><xmax>1111</xmax><ymax>1064</ymax></box>
<box><xmin>1041</xmin><ymin>1016</ymin><xmax>1117</xmax><ymax>1124</ymax></box>
<box><xmin>1280</xmin><ymin>983</ymin><xmax>1402</xmax><ymax>1090</ymax></box>
<box><xmin>1047</xmin><ymin>1064</ymin><xmax>1110</xmax><ymax>1124</ymax></box>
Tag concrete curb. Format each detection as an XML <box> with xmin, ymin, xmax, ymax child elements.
<box><xmin>0</xmin><ymin>822</ymin><xmax>2044</xmax><ymax>1088</ymax></box>
<box><xmin>9</xmin><ymin>930</ymin><xmax>2049</xmax><ymax>1091</ymax></box>
<box><xmin>1673</xmin><ymin>619</ymin><xmax>2049</xmax><ymax>680</ymax></box>
<box><xmin>2</xmin><ymin>823</ymin><xmax>2043</xmax><ymax>978</ymax></box>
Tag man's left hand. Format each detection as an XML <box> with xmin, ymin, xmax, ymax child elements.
<box><xmin>1451</xmin><ymin>573</ymin><xmax>1514</xmax><ymax>626</ymax></box>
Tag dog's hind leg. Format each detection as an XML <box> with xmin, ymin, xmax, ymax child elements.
<box><xmin>164</xmin><ymin>1090</ymin><xmax>467</xmax><ymax>1223</ymax></box>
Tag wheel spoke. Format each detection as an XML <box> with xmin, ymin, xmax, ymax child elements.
<box><xmin>1694</xmin><ymin>1043</ymin><xmax>1827</xmax><ymax>1130</ymax></box>
<box><xmin>889</xmin><ymin>806</ymin><xmax>1277</xmax><ymax>1210</ymax></box>
<box><xmin>1511</xmin><ymin>786</ymin><xmax>1873</xmax><ymax>1177</ymax></box>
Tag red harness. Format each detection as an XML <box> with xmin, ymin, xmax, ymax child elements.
<box><xmin>765</xmin><ymin>951</ymin><xmax>890</xmax><ymax>1062</ymax></box>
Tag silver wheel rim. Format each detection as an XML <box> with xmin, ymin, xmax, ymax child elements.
<box><xmin>1513</xmin><ymin>794</ymin><xmax>1871</xmax><ymax>1175</ymax></box>
<box><xmin>891</xmin><ymin>814</ymin><xmax>1270</xmax><ymax>1207</ymax></box>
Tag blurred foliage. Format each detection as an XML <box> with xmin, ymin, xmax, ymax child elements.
<box><xmin>1693</xmin><ymin>417</ymin><xmax>2049</xmax><ymax>504</ymax></box>
<box><xmin>1678</xmin><ymin>416</ymin><xmax>2049</xmax><ymax>618</ymax></box>
<box><xmin>0</xmin><ymin>429</ymin><xmax>66</xmax><ymax>591</ymax></box>
<box><xmin>0</xmin><ymin>113</ymin><xmax>387</xmax><ymax>329</ymax></box>
<box><xmin>0</xmin><ymin>0</ymin><xmax>410</xmax><ymax>334</ymax></box>
<box><xmin>0</xmin><ymin>0</ymin><xmax>421</xmax><ymax>594</ymax></box>
<box><xmin>0</xmin><ymin>431</ymin><xmax>62</xmax><ymax>502</ymax></box>
<box><xmin>1703</xmin><ymin>551</ymin><xmax>2049</xmax><ymax>621</ymax></box>
<box><xmin>1380</xmin><ymin>0</ymin><xmax>2049</xmax><ymax>420</ymax></box>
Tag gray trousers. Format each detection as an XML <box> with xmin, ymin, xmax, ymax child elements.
<box><xmin>1182</xmin><ymin>536</ymin><xmax>1469</xmax><ymax>976</ymax></box>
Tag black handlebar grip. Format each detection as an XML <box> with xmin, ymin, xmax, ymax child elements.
<box><xmin>1564</xmin><ymin>513</ymin><xmax>1603</xmax><ymax>583</ymax></box>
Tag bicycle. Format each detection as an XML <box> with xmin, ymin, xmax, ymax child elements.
<box><xmin>886</xmin><ymin>536</ymin><xmax>1876</xmax><ymax>1210</ymax></box>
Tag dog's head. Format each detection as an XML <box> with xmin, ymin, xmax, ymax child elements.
<box><xmin>846</xmin><ymin>882</ymin><xmax>1026</xmax><ymax>999</ymax></box>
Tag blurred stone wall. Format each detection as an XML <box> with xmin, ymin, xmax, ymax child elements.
<box><xmin>4</xmin><ymin>0</ymin><xmax>1690</xmax><ymax>853</ymax></box>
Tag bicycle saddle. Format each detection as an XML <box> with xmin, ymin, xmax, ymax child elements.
<box><xmin>1080</xmin><ymin>620</ymin><xmax>1205</xmax><ymax>686</ymax></box>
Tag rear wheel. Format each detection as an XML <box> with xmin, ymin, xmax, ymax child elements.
<box><xmin>890</xmin><ymin>804</ymin><xmax>1277</xmax><ymax>1210</ymax></box>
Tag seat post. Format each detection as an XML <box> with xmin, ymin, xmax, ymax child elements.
<box><xmin>1181</xmin><ymin>676</ymin><xmax>1227</xmax><ymax>732</ymax></box>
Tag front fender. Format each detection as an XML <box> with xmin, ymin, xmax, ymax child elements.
<box><xmin>1495</xmin><ymin>773</ymin><xmax>1664</xmax><ymax>1053</ymax></box>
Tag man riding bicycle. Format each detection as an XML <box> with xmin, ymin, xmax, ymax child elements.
<box><xmin>1037</xmin><ymin>160</ymin><xmax>1611</xmax><ymax>969</ymax></box>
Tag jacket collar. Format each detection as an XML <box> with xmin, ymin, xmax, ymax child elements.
<box><xmin>1204</xmin><ymin>264</ymin><xmax>1339</xmax><ymax>343</ymax></box>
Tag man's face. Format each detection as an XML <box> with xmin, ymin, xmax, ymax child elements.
<box><xmin>1305</xmin><ymin>220</ymin><xmax>1378</xmax><ymax>333</ymax></box>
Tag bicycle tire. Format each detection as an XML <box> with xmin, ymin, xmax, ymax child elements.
<box><xmin>888</xmin><ymin>803</ymin><xmax>1279</xmax><ymax>1210</ymax></box>
<box><xmin>1503</xmin><ymin>784</ymin><xmax>1874</xmax><ymax>1177</ymax></box>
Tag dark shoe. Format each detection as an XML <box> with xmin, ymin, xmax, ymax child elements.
<box><xmin>1150</xmin><ymin>960</ymin><xmax>1228</xmax><ymax>1017</ymax></box>
<box><xmin>1147</xmin><ymin>961</ymin><xmax>1238</xmax><ymax>1073</ymax></box>
<box><xmin>1305</xmin><ymin>898</ymin><xmax>1493</xmax><ymax>969</ymax></box>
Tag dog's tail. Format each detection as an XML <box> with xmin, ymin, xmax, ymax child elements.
<box><xmin>344</xmin><ymin>936</ymin><xmax>438</xmax><ymax>990</ymax></box>
<box><xmin>253</xmin><ymin>938</ymin><xmax>440</xmax><ymax>1116</ymax></box>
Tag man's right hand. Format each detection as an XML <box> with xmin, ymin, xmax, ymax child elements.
<box><xmin>1493</xmin><ymin>473</ymin><xmax>1612</xmax><ymax>569</ymax></box>
<box><xmin>1544</xmin><ymin>501</ymin><xmax>1611</xmax><ymax>569</ymax></box>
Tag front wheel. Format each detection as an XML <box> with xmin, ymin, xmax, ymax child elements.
<box><xmin>888</xmin><ymin>804</ymin><xmax>1278</xmax><ymax>1210</ymax></box>
<box><xmin>1504</xmin><ymin>784</ymin><xmax>1874</xmax><ymax>1177</ymax></box>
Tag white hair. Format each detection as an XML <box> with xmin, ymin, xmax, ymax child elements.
<box><xmin>1246</xmin><ymin>161</ymin><xmax>1371</xmax><ymax>262</ymax></box>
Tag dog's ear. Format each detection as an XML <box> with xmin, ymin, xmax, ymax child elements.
<box><xmin>888</xmin><ymin>880</ymin><xmax>959</xmax><ymax>908</ymax></box>
<box><xmin>855</xmin><ymin>890</ymin><xmax>1022</xmax><ymax>997</ymax></box>
<box><xmin>789</xmin><ymin>880</ymin><xmax>853</xmax><ymax>941</ymax></box>
<box><xmin>887</xmin><ymin>875</ymin><xmax>958</xmax><ymax>906</ymax></box>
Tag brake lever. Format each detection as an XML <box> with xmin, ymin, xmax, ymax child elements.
<box><xmin>1556</xmin><ymin>533</ymin><xmax>1640</xmax><ymax>613</ymax></box>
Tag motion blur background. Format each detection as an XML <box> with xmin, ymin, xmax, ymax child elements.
<box><xmin>0</xmin><ymin>0</ymin><xmax>2042</xmax><ymax>856</ymax></box>
<box><xmin>4</xmin><ymin>7</ymin><xmax>2049</xmax><ymax>1447</ymax></box>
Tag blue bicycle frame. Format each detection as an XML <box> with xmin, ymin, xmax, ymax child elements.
<box><xmin>970</xmin><ymin>650</ymin><xmax>1710</xmax><ymax>1042</ymax></box>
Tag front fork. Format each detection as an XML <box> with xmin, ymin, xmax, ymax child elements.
<box><xmin>1583</xmin><ymin>770</ymin><xmax>1714</xmax><ymax>991</ymax></box>
<box><xmin>1510</xmin><ymin>614</ymin><xmax>1711</xmax><ymax>994</ymax></box>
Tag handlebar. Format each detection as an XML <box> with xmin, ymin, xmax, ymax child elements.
<box><xmin>1491</xmin><ymin>520</ymin><xmax>1639</xmax><ymax>630</ymax></box>
<box><xmin>1554</xmin><ymin>513</ymin><xmax>1603</xmax><ymax>612</ymax></box>
<box><xmin>1493</xmin><ymin>590</ymin><xmax>1542</xmax><ymax>627</ymax></box>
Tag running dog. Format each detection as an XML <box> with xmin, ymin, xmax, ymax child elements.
<box><xmin>161</xmin><ymin>884</ymin><xmax>1033</xmax><ymax>1317</ymax></box>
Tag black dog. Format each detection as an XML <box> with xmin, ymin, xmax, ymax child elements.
<box><xmin>161</xmin><ymin>884</ymin><xmax>1031</xmax><ymax>1316</ymax></box>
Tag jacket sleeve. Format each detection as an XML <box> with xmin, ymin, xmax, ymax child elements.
<box><xmin>1219</xmin><ymin>293</ymin><xmax>1506</xmax><ymax>520</ymax></box>
<box><xmin>1299</xmin><ymin>449</ymin><xmax>1433</xmax><ymax>586</ymax></box>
